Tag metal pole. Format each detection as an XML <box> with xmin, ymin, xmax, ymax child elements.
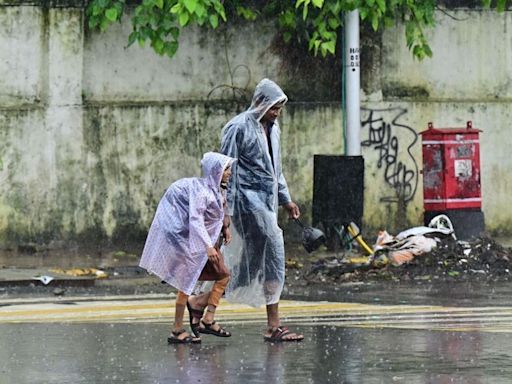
<box><xmin>344</xmin><ymin>10</ymin><xmax>361</xmax><ymax>156</ymax></box>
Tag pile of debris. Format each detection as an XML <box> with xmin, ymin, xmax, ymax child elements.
<box><xmin>296</xmin><ymin>233</ymin><xmax>512</xmax><ymax>285</ymax></box>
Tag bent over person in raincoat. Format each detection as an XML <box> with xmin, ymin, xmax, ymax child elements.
<box><xmin>220</xmin><ymin>79</ymin><xmax>304</xmax><ymax>342</ymax></box>
<box><xmin>139</xmin><ymin>152</ymin><xmax>236</xmax><ymax>344</ymax></box>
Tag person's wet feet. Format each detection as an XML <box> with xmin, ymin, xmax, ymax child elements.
<box><xmin>263</xmin><ymin>326</ymin><xmax>304</xmax><ymax>342</ymax></box>
<box><xmin>168</xmin><ymin>328</ymin><xmax>201</xmax><ymax>344</ymax></box>
<box><xmin>198</xmin><ymin>320</ymin><xmax>232</xmax><ymax>337</ymax></box>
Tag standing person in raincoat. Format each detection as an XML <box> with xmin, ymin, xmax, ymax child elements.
<box><xmin>220</xmin><ymin>78</ymin><xmax>304</xmax><ymax>342</ymax></box>
<box><xmin>139</xmin><ymin>152</ymin><xmax>236</xmax><ymax>344</ymax></box>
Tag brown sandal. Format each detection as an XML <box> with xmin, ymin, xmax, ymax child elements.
<box><xmin>263</xmin><ymin>327</ymin><xmax>304</xmax><ymax>342</ymax></box>
<box><xmin>167</xmin><ymin>328</ymin><xmax>201</xmax><ymax>344</ymax></box>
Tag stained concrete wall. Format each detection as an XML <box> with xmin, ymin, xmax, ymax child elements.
<box><xmin>1</xmin><ymin>3</ymin><xmax>511</xmax><ymax>252</ymax></box>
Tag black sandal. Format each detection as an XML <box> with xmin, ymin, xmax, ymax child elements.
<box><xmin>198</xmin><ymin>320</ymin><xmax>232</xmax><ymax>337</ymax></box>
<box><xmin>167</xmin><ymin>328</ymin><xmax>201</xmax><ymax>344</ymax></box>
<box><xmin>186</xmin><ymin>300</ymin><xmax>205</xmax><ymax>337</ymax></box>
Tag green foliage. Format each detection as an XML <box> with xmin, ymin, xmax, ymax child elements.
<box><xmin>86</xmin><ymin>0</ymin><xmax>511</xmax><ymax>60</ymax></box>
<box><xmin>87</xmin><ymin>0</ymin><xmax>227</xmax><ymax>58</ymax></box>
<box><xmin>87</xmin><ymin>0</ymin><xmax>125</xmax><ymax>31</ymax></box>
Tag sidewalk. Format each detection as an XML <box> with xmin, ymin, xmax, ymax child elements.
<box><xmin>0</xmin><ymin>265</ymin><xmax>146</xmax><ymax>288</ymax></box>
<box><xmin>0</xmin><ymin>246</ymin><xmax>148</xmax><ymax>289</ymax></box>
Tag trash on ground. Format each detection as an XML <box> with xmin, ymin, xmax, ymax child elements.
<box><xmin>49</xmin><ymin>268</ymin><xmax>108</xmax><ymax>278</ymax></box>
<box><xmin>299</xmin><ymin>215</ymin><xmax>512</xmax><ymax>284</ymax></box>
<box><xmin>33</xmin><ymin>275</ymin><xmax>54</xmax><ymax>285</ymax></box>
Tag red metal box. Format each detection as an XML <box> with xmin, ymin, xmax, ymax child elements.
<box><xmin>420</xmin><ymin>121</ymin><xmax>482</xmax><ymax>211</ymax></box>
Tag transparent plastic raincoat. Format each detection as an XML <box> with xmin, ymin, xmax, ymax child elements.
<box><xmin>139</xmin><ymin>152</ymin><xmax>236</xmax><ymax>295</ymax></box>
<box><xmin>220</xmin><ymin>79</ymin><xmax>292</xmax><ymax>307</ymax></box>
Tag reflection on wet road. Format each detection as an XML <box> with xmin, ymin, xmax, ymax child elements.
<box><xmin>2</xmin><ymin>294</ymin><xmax>512</xmax><ymax>383</ymax></box>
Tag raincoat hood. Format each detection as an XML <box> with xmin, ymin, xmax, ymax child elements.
<box><xmin>201</xmin><ymin>151</ymin><xmax>236</xmax><ymax>191</ymax></box>
<box><xmin>246</xmin><ymin>78</ymin><xmax>288</xmax><ymax>122</ymax></box>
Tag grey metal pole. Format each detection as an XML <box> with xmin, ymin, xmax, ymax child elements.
<box><xmin>344</xmin><ymin>10</ymin><xmax>361</xmax><ymax>156</ymax></box>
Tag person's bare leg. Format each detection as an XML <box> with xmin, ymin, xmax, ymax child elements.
<box><xmin>202</xmin><ymin>305</ymin><xmax>217</xmax><ymax>325</ymax></box>
<box><xmin>266</xmin><ymin>303</ymin><xmax>280</xmax><ymax>328</ymax></box>
<box><xmin>264</xmin><ymin>302</ymin><xmax>304</xmax><ymax>341</ymax></box>
<box><xmin>173</xmin><ymin>292</ymin><xmax>199</xmax><ymax>341</ymax></box>
<box><xmin>202</xmin><ymin>277</ymin><xmax>228</xmax><ymax>328</ymax></box>
<box><xmin>173</xmin><ymin>302</ymin><xmax>188</xmax><ymax>339</ymax></box>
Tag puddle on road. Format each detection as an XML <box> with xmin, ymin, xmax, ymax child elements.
<box><xmin>1</xmin><ymin>322</ymin><xmax>512</xmax><ymax>383</ymax></box>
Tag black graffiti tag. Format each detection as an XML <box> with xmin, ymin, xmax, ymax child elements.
<box><xmin>361</xmin><ymin>108</ymin><xmax>418</xmax><ymax>203</ymax></box>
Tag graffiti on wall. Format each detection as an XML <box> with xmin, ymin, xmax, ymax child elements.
<box><xmin>361</xmin><ymin>107</ymin><xmax>419</xmax><ymax>203</ymax></box>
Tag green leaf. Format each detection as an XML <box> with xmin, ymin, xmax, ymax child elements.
<box><xmin>376</xmin><ymin>0</ymin><xmax>385</xmax><ymax>12</ymax></box>
<box><xmin>179</xmin><ymin>11</ymin><xmax>189</xmax><ymax>26</ymax></box>
<box><xmin>312</xmin><ymin>39</ymin><xmax>321</xmax><ymax>55</ymax></box>
<box><xmin>99</xmin><ymin>18</ymin><xmax>110</xmax><ymax>31</ymax></box>
<box><xmin>165</xmin><ymin>41</ymin><xmax>179</xmax><ymax>57</ymax></box>
<box><xmin>170</xmin><ymin>3</ymin><xmax>181</xmax><ymax>13</ymax></box>
<box><xmin>423</xmin><ymin>43</ymin><xmax>433</xmax><ymax>58</ymax></box>
<box><xmin>371</xmin><ymin>13</ymin><xmax>379</xmax><ymax>31</ymax></box>
<box><xmin>127</xmin><ymin>32</ymin><xmax>137</xmax><ymax>46</ymax></box>
<box><xmin>105</xmin><ymin>7</ymin><xmax>118</xmax><ymax>22</ymax></box>
<box><xmin>218</xmin><ymin>9</ymin><xmax>227</xmax><ymax>22</ymax></box>
<box><xmin>213</xmin><ymin>1</ymin><xmax>227</xmax><ymax>21</ymax></box>
<box><xmin>170</xmin><ymin>27</ymin><xmax>180</xmax><ymax>39</ymax></box>
<box><xmin>237</xmin><ymin>6</ymin><xmax>257</xmax><ymax>21</ymax></box>
<box><xmin>153</xmin><ymin>38</ymin><xmax>165</xmax><ymax>55</ymax></box>
<box><xmin>322</xmin><ymin>39</ymin><xmax>336</xmax><ymax>54</ymax></box>
<box><xmin>88</xmin><ymin>18</ymin><xmax>99</xmax><ymax>29</ymax></box>
<box><xmin>327</xmin><ymin>17</ymin><xmax>339</xmax><ymax>29</ymax></box>
<box><xmin>155</xmin><ymin>0</ymin><xmax>164</xmax><ymax>9</ymax></box>
<box><xmin>312</xmin><ymin>0</ymin><xmax>324</xmax><ymax>8</ymax></box>
<box><xmin>195</xmin><ymin>3</ymin><xmax>207</xmax><ymax>18</ymax></box>
<box><xmin>183</xmin><ymin>0</ymin><xmax>197</xmax><ymax>14</ymax></box>
<box><xmin>209</xmin><ymin>14</ymin><xmax>219</xmax><ymax>28</ymax></box>
<box><xmin>92</xmin><ymin>4</ymin><xmax>103</xmax><ymax>16</ymax></box>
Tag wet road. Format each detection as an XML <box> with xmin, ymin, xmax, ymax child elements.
<box><xmin>2</xmin><ymin>287</ymin><xmax>512</xmax><ymax>384</ymax></box>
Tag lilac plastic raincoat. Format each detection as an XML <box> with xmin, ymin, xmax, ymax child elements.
<box><xmin>139</xmin><ymin>152</ymin><xmax>235</xmax><ymax>295</ymax></box>
<box><xmin>220</xmin><ymin>79</ymin><xmax>292</xmax><ymax>307</ymax></box>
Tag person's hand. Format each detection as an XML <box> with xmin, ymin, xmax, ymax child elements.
<box><xmin>207</xmin><ymin>246</ymin><xmax>219</xmax><ymax>263</ymax></box>
<box><xmin>283</xmin><ymin>201</ymin><xmax>300</xmax><ymax>220</ymax></box>
<box><xmin>222</xmin><ymin>226</ymin><xmax>232</xmax><ymax>245</ymax></box>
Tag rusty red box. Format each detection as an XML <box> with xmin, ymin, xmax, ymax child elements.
<box><xmin>420</xmin><ymin>121</ymin><xmax>482</xmax><ymax>211</ymax></box>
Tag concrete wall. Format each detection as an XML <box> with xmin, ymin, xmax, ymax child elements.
<box><xmin>1</xmin><ymin>3</ymin><xmax>511</xmax><ymax>252</ymax></box>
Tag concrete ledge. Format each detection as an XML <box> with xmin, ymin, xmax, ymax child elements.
<box><xmin>0</xmin><ymin>268</ymin><xmax>96</xmax><ymax>287</ymax></box>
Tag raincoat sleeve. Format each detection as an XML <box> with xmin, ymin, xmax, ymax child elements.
<box><xmin>188</xmin><ymin>189</ymin><xmax>214</xmax><ymax>255</ymax></box>
<box><xmin>276</xmin><ymin>126</ymin><xmax>291</xmax><ymax>206</ymax></box>
<box><xmin>277</xmin><ymin>168</ymin><xmax>291</xmax><ymax>206</ymax></box>
<box><xmin>220</xmin><ymin>123</ymin><xmax>240</xmax><ymax>216</ymax></box>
